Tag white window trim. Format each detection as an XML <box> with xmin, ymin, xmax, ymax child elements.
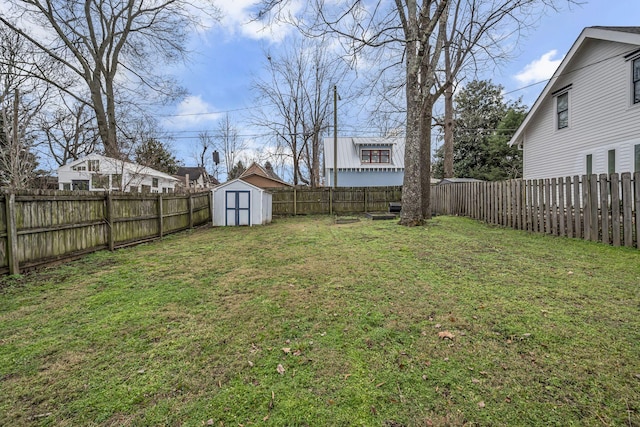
<box><xmin>631</xmin><ymin>55</ymin><xmax>640</xmax><ymax>107</ymax></box>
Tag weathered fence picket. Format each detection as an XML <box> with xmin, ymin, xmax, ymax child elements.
<box><xmin>0</xmin><ymin>190</ymin><xmax>211</xmax><ymax>274</ymax></box>
<box><xmin>430</xmin><ymin>173</ymin><xmax>638</xmax><ymax>249</ymax></box>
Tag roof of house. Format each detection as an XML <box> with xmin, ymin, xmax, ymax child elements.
<box><xmin>438</xmin><ymin>178</ymin><xmax>484</xmax><ymax>184</ymax></box>
<box><xmin>324</xmin><ymin>136</ymin><xmax>405</xmax><ymax>169</ymax></box>
<box><xmin>59</xmin><ymin>153</ymin><xmax>178</xmax><ymax>181</ymax></box>
<box><xmin>176</xmin><ymin>167</ymin><xmax>206</xmax><ymax>180</ymax></box>
<box><xmin>240</xmin><ymin>162</ymin><xmax>291</xmax><ymax>186</ymax></box>
<box><xmin>509</xmin><ymin>26</ymin><xmax>640</xmax><ymax>147</ymax></box>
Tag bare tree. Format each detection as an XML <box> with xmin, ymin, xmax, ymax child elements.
<box><xmin>214</xmin><ymin>114</ymin><xmax>247</xmax><ymax>182</ymax></box>
<box><xmin>196</xmin><ymin>130</ymin><xmax>214</xmax><ymax>175</ymax></box>
<box><xmin>253</xmin><ymin>35</ymin><xmax>345</xmax><ymax>187</ymax></box>
<box><xmin>39</xmin><ymin>97</ymin><xmax>99</xmax><ymax>166</ymax></box>
<box><xmin>0</xmin><ymin>0</ymin><xmax>220</xmax><ymax>158</ymax></box>
<box><xmin>259</xmin><ymin>0</ymin><xmax>577</xmax><ymax>224</ymax></box>
<box><xmin>0</xmin><ymin>25</ymin><xmax>51</xmax><ymax>188</ymax></box>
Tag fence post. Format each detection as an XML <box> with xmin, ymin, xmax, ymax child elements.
<box><xmin>364</xmin><ymin>187</ymin><xmax>368</xmax><ymax>213</ymax></box>
<box><xmin>635</xmin><ymin>172</ymin><xmax>640</xmax><ymax>249</ymax></box>
<box><xmin>158</xmin><ymin>193</ymin><xmax>164</xmax><ymax>239</ymax></box>
<box><xmin>611</xmin><ymin>173</ymin><xmax>621</xmax><ymax>246</ymax></box>
<box><xmin>209</xmin><ymin>190</ymin><xmax>214</xmax><ymax>226</ymax></box>
<box><xmin>622</xmin><ymin>172</ymin><xmax>633</xmax><ymax>247</ymax></box>
<box><xmin>574</xmin><ymin>176</ymin><xmax>582</xmax><ymax>239</ymax></box>
<box><xmin>599</xmin><ymin>174</ymin><xmax>609</xmax><ymax>245</ymax></box>
<box><xmin>188</xmin><ymin>193</ymin><xmax>194</xmax><ymax>229</ymax></box>
<box><xmin>589</xmin><ymin>174</ymin><xmax>599</xmax><ymax>242</ymax></box>
<box><xmin>329</xmin><ymin>187</ymin><xmax>333</xmax><ymax>215</ymax></box>
<box><xmin>5</xmin><ymin>192</ymin><xmax>19</xmax><ymax>274</ymax></box>
<box><xmin>106</xmin><ymin>192</ymin><xmax>114</xmax><ymax>251</ymax></box>
<box><xmin>294</xmin><ymin>187</ymin><xmax>297</xmax><ymax>216</ymax></box>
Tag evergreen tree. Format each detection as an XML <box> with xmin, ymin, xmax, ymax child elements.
<box><xmin>134</xmin><ymin>138</ymin><xmax>180</xmax><ymax>175</ymax></box>
<box><xmin>227</xmin><ymin>160</ymin><xmax>246</xmax><ymax>180</ymax></box>
<box><xmin>434</xmin><ymin>80</ymin><xmax>525</xmax><ymax>181</ymax></box>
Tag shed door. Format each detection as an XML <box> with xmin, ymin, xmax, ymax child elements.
<box><xmin>226</xmin><ymin>191</ymin><xmax>250</xmax><ymax>226</ymax></box>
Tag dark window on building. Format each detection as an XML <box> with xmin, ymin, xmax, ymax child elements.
<box><xmin>88</xmin><ymin>160</ymin><xmax>100</xmax><ymax>171</ymax></box>
<box><xmin>152</xmin><ymin>177</ymin><xmax>159</xmax><ymax>188</ymax></box>
<box><xmin>361</xmin><ymin>149</ymin><xmax>391</xmax><ymax>163</ymax></box>
<box><xmin>91</xmin><ymin>174</ymin><xmax>109</xmax><ymax>189</ymax></box>
<box><xmin>586</xmin><ymin>154</ymin><xmax>593</xmax><ymax>176</ymax></box>
<box><xmin>557</xmin><ymin>92</ymin><xmax>569</xmax><ymax>129</ymax></box>
<box><xmin>635</xmin><ymin>144</ymin><xmax>640</xmax><ymax>172</ymax></box>
<box><xmin>111</xmin><ymin>174</ymin><xmax>122</xmax><ymax>189</ymax></box>
<box><xmin>72</xmin><ymin>180</ymin><xmax>89</xmax><ymax>191</ymax></box>
<box><xmin>62</xmin><ymin>183</ymin><xmax>71</xmax><ymax>191</ymax></box>
<box><xmin>634</xmin><ymin>58</ymin><xmax>640</xmax><ymax>104</ymax></box>
<box><xmin>141</xmin><ymin>184</ymin><xmax>151</xmax><ymax>193</ymax></box>
<box><xmin>608</xmin><ymin>149</ymin><xmax>616</xmax><ymax>175</ymax></box>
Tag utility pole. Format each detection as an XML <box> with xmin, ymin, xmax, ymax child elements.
<box><xmin>333</xmin><ymin>85</ymin><xmax>338</xmax><ymax>188</ymax></box>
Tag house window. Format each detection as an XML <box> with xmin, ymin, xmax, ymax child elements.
<box><xmin>586</xmin><ymin>154</ymin><xmax>593</xmax><ymax>176</ymax></box>
<box><xmin>62</xmin><ymin>183</ymin><xmax>71</xmax><ymax>191</ymax></box>
<box><xmin>556</xmin><ymin>92</ymin><xmax>569</xmax><ymax>129</ymax></box>
<box><xmin>152</xmin><ymin>177</ymin><xmax>159</xmax><ymax>188</ymax></box>
<box><xmin>91</xmin><ymin>173</ymin><xmax>109</xmax><ymax>189</ymax></box>
<box><xmin>88</xmin><ymin>160</ymin><xmax>100</xmax><ymax>171</ymax></box>
<box><xmin>111</xmin><ymin>174</ymin><xmax>122</xmax><ymax>189</ymax></box>
<box><xmin>361</xmin><ymin>149</ymin><xmax>391</xmax><ymax>163</ymax></box>
<box><xmin>141</xmin><ymin>184</ymin><xmax>151</xmax><ymax>193</ymax></box>
<box><xmin>72</xmin><ymin>165</ymin><xmax>86</xmax><ymax>171</ymax></box>
<box><xmin>608</xmin><ymin>149</ymin><xmax>616</xmax><ymax>175</ymax></box>
<box><xmin>72</xmin><ymin>180</ymin><xmax>89</xmax><ymax>191</ymax></box>
<box><xmin>634</xmin><ymin>58</ymin><xmax>640</xmax><ymax>104</ymax></box>
<box><xmin>635</xmin><ymin>144</ymin><xmax>640</xmax><ymax>173</ymax></box>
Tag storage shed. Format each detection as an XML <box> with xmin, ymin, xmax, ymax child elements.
<box><xmin>211</xmin><ymin>179</ymin><xmax>272</xmax><ymax>226</ymax></box>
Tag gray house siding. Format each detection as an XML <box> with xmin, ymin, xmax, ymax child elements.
<box><xmin>323</xmin><ymin>137</ymin><xmax>405</xmax><ymax>187</ymax></box>
<box><xmin>326</xmin><ymin>169</ymin><xmax>404</xmax><ymax>187</ymax></box>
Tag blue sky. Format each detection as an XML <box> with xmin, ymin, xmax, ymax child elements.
<box><xmin>162</xmin><ymin>0</ymin><xmax>640</xmax><ymax>166</ymax></box>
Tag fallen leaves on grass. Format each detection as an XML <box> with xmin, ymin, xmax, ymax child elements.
<box><xmin>276</xmin><ymin>364</ymin><xmax>285</xmax><ymax>375</ymax></box>
<box><xmin>478</xmin><ymin>401</ymin><xmax>485</xmax><ymax>408</ymax></box>
<box><xmin>438</xmin><ymin>331</ymin><xmax>455</xmax><ymax>340</ymax></box>
<box><xmin>282</xmin><ymin>347</ymin><xmax>291</xmax><ymax>354</ymax></box>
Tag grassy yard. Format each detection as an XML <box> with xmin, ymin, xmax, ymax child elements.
<box><xmin>1</xmin><ymin>215</ymin><xmax>639</xmax><ymax>426</ymax></box>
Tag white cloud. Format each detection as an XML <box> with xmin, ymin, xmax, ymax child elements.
<box><xmin>215</xmin><ymin>0</ymin><xmax>303</xmax><ymax>43</ymax></box>
<box><xmin>165</xmin><ymin>95</ymin><xmax>222</xmax><ymax>128</ymax></box>
<box><xmin>514</xmin><ymin>50</ymin><xmax>564</xmax><ymax>85</ymax></box>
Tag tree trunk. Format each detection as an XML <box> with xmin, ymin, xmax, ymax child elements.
<box><xmin>420</xmin><ymin>98</ymin><xmax>434</xmax><ymax>220</ymax></box>
<box><xmin>399</xmin><ymin>38</ymin><xmax>424</xmax><ymax>226</ymax></box>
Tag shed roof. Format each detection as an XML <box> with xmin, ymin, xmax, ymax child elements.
<box><xmin>213</xmin><ymin>178</ymin><xmax>271</xmax><ymax>193</ymax></box>
<box><xmin>438</xmin><ymin>178</ymin><xmax>484</xmax><ymax>184</ymax></box>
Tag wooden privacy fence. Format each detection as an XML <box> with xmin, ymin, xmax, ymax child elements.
<box><xmin>270</xmin><ymin>186</ymin><xmax>403</xmax><ymax>215</ymax></box>
<box><xmin>431</xmin><ymin>172</ymin><xmax>640</xmax><ymax>248</ymax></box>
<box><xmin>1</xmin><ymin>190</ymin><xmax>212</xmax><ymax>275</ymax></box>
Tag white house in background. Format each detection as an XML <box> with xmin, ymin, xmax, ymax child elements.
<box><xmin>509</xmin><ymin>26</ymin><xmax>640</xmax><ymax>179</ymax></box>
<box><xmin>323</xmin><ymin>136</ymin><xmax>405</xmax><ymax>187</ymax></box>
<box><xmin>57</xmin><ymin>154</ymin><xmax>179</xmax><ymax>193</ymax></box>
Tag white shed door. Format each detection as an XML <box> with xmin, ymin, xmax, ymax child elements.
<box><xmin>225</xmin><ymin>190</ymin><xmax>251</xmax><ymax>226</ymax></box>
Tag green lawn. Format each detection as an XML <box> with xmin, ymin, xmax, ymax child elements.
<box><xmin>1</xmin><ymin>216</ymin><xmax>639</xmax><ymax>426</ymax></box>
